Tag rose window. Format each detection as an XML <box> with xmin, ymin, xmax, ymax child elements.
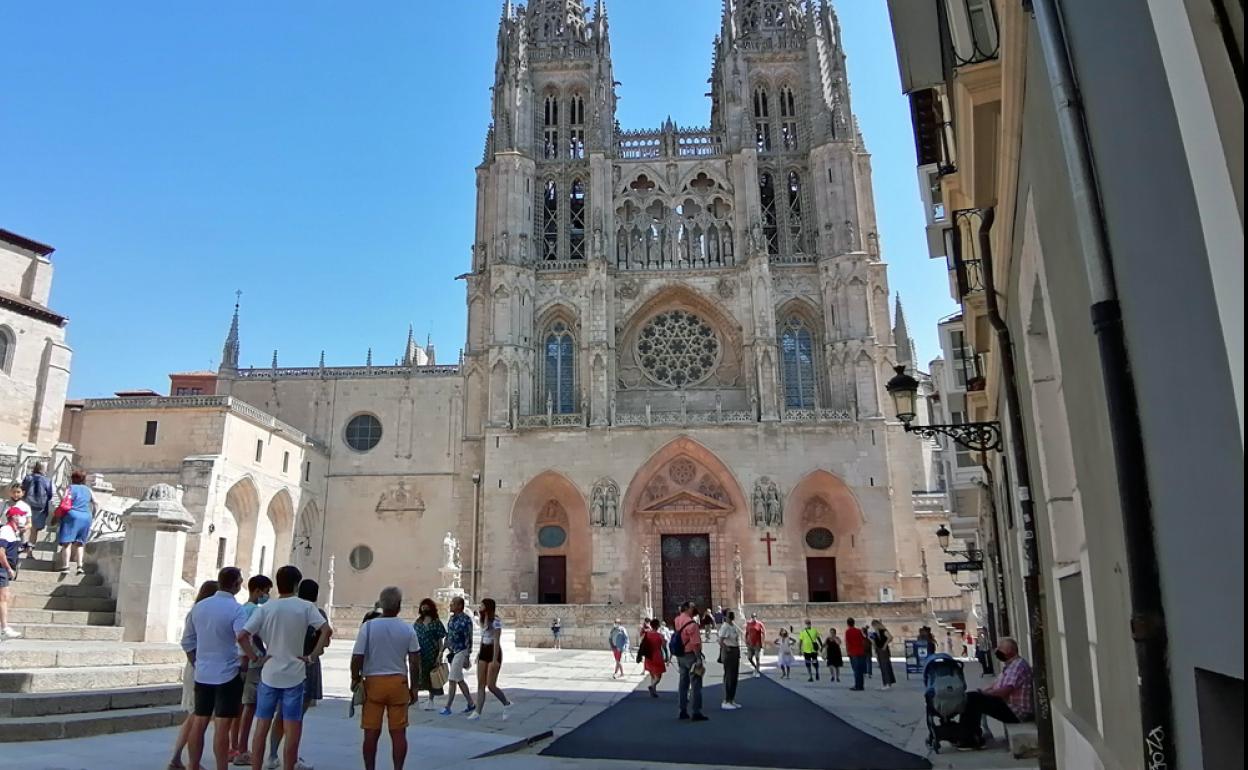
<box><xmin>635</xmin><ymin>310</ymin><xmax>721</xmax><ymax>387</ymax></box>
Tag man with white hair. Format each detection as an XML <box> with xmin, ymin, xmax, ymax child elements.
<box><xmin>958</xmin><ymin>636</ymin><xmax>1034</xmax><ymax>750</ymax></box>
<box><xmin>350</xmin><ymin>586</ymin><xmax>421</xmax><ymax>770</ymax></box>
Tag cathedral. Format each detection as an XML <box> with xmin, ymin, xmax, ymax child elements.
<box><xmin>208</xmin><ymin>0</ymin><xmax>934</xmax><ymax>631</ymax></box>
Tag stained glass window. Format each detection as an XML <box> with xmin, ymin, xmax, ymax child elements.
<box><xmin>781</xmin><ymin>316</ymin><xmax>817</xmax><ymax>408</ymax></box>
<box><xmin>544</xmin><ymin>321</ymin><xmax>576</xmax><ymax>413</ymax></box>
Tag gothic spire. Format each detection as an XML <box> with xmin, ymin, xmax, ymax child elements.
<box><xmin>402</xmin><ymin>323</ymin><xmax>417</xmax><ymax>366</ymax></box>
<box><xmin>220</xmin><ymin>292</ymin><xmax>241</xmax><ymax>373</ymax></box>
<box><xmin>528</xmin><ymin>0</ymin><xmax>591</xmax><ymax>45</ymax></box>
<box><xmin>893</xmin><ymin>293</ymin><xmax>914</xmax><ymax>369</ymax></box>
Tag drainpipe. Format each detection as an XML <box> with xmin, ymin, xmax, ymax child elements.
<box><xmin>1031</xmin><ymin>3</ymin><xmax>1175</xmax><ymax>767</ymax></box>
<box><xmin>977</xmin><ymin>207</ymin><xmax>1056</xmax><ymax>770</ymax></box>
<box><xmin>470</xmin><ymin>471</ymin><xmax>483</xmax><ymax>600</ymax></box>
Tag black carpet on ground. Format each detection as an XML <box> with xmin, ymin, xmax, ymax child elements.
<box><xmin>540</xmin><ymin>675</ymin><xmax>931</xmax><ymax>770</ymax></box>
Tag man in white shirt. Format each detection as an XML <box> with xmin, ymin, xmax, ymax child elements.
<box><xmin>350</xmin><ymin>586</ymin><xmax>421</xmax><ymax>770</ymax></box>
<box><xmin>181</xmin><ymin>566</ymin><xmax>247</xmax><ymax>770</ymax></box>
<box><xmin>239</xmin><ymin>565</ymin><xmax>330</xmax><ymax>770</ymax></box>
<box><xmin>0</xmin><ymin>483</ymin><xmax>32</xmax><ymax>639</ymax></box>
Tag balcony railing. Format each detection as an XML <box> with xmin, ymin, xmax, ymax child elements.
<box><xmin>950</xmin><ymin>208</ymin><xmax>989</xmax><ymax>300</ymax></box>
<box><xmin>616</xmin><ymin>125</ymin><xmax>724</xmax><ymax>160</ymax></box>
<box><xmin>946</xmin><ymin>0</ymin><xmax>1000</xmax><ymax>67</ymax></box>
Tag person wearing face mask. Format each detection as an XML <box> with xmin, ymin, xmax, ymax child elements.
<box><xmin>231</xmin><ymin>574</ymin><xmax>273</xmax><ymax>767</ymax></box>
<box><xmin>412</xmin><ymin>598</ymin><xmax>447</xmax><ymax>711</ymax></box>
<box><xmin>958</xmin><ymin>636</ymin><xmax>1034</xmax><ymax>750</ymax></box>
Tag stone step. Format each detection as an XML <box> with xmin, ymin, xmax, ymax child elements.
<box><xmin>5</xmin><ymin>568</ymin><xmax>103</xmax><ymax>587</ymax></box>
<box><xmin>15</xmin><ymin>557</ymin><xmax>97</xmax><ymax>574</ymax></box>
<box><xmin>0</xmin><ymin>662</ymin><xmax>184</xmax><ymax>694</ymax></box>
<box><xmin>6</xmin><ymin>608</ymin><xmax>116</xmax><ymax>626</ymax></box>
<box><xmin>0</xmin><ymin>704</ymin><xmax>185</xmax><ymax>741</ymax></box>
<box><xmin>0</xmin><ymin>684</ymin><xmax>181</xmax><ymax>718</ymax></box>
<box><xmin>4</xmin><ymin>623</ymin><xmax>125</xmax><ymax>642</ymax></box>
<box><xmin>5</xmin><ymin>581</ymin><xmax>112</xmax><ymax>599</ymax></box>
<box><xmin>12</xmin><ymin>594</ymin><xmax>115</xmax><ymax>612</ymax></box>
<box><xmin>0</xmin><ymin>641</ymin><xmax>183</xmax><ymax>670</ymax></box>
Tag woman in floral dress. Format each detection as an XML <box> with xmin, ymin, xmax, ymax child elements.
<box><xmin>413</xmin><ymin>598</ymin><xmax>448</xmax><ymax>710</ymax></box>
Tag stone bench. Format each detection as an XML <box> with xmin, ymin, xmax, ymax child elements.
<box><xmin>1006</xmin><ymin>722</ymin><xmax>1039</xmax><ymax>758</ymax></box>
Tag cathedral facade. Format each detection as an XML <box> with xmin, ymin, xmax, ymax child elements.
<box><xmin>218</xmin><ymin>1</ymin><xmax>929</xmax><ymax>624</ymax></box>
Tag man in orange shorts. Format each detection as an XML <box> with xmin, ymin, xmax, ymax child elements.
<box><xmin>350</xmin><ymin>586</ymin><xmax>422</xmax><ymax>770</ymax></box>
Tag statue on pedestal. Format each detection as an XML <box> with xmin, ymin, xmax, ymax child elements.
<box><xmin>733</xmin><ymin>544</ymin><xmax>745</xmax><ymax>615</ymax></box>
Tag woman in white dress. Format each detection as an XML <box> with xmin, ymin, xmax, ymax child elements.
<box><xmin>167</xmin><ymin>580</ymin><xmax>219</xmax><ymax>770</ymax></box>
<box><xmin>774</xmin><ymin>628</ymin><xmax>797</xmax><ymax>680</ymax></box>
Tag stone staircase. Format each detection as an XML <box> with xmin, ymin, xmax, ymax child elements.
<box><xmin>0</xmin><ymin>543</ymin><xmax>186</xmax><ymax>741</ymax></box>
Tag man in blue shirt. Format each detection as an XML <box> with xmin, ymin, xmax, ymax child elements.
<box><xmin>181</xmin><ymin>566</ymin><xmax>246</xmax><ymax>770</ymax></box>
<box><xmin>19</xmin><ymin>463</ymin><xmax>53</xmax><ymax>556</ymax></box>
<box><xmin>440</xmin><ymin>596</ymin><xmax>476</xmax><ymax>716</ymax></box>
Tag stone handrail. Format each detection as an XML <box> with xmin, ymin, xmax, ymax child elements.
<box><xmin>535</xmin><ymin>259</ymin><xmax>588</xmax><ymax>272</ymax></box>
<box><xmin>234</xmin><ymin>364</ymin><xmax>460</xmax><ymax>380</ymax></box>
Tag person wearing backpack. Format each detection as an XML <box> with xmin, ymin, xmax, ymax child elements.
<box><xmin>20</xmin><ymin>462</ymin><xmax>54</xmax><ymax>557</ymax></box>
<box><xmin>608</xmin><ymin>620</ymin><xmax>629</xmax><ymax>679</ymax></box>
<box><xmin>670</xmin><ymin>602</ymin><xmax>707</xmax><ymax>722</ymax></box>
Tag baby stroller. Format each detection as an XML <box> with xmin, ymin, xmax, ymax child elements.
<box><xmin>923</xmin><ymin>653</ymin><xmax>969</xmax><ymax>752</ymax></box>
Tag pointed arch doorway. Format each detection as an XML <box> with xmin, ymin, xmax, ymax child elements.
<box><xmin>623</xmin><ymin>438</ymin><xmax>750</xmax><ymax>624</ymax></box>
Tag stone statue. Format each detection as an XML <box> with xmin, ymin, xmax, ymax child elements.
<box><xmin>609</xmin><ymin>398</ymin><xmax>617</xmax><ymax>425</ymax></box>
<box><xmin>592</xmin><ymin>227</ymin><xmax>604</xmax><ymax>259</ymax></box>
<box><xmin>605</xmin><ymin>486</ymin><xmax>620</xmax><ymax>527</ymax></box>
<box><xmin>443</xmin><ymin>531</ymin><xmax>458</xmax><ymax>570</ymax></box>
<box><xmin>591</xmin><ymin>486</ymin><xmax>605</xmax><ymax>526</ymax></box>
<box><xmin>843</xmin><ymin>219</ymin><xmax>857</xmax><ymax>252</ymax></box>
<box><xmin>641</xmin><ymin>545</ymin><xmax>655</xmax><ymax>620</ymax></box>
<box><xmin>752</xmin><ymin>482</ymin><xmax>766</xmax><ymax>527</ymax></box>
<box><xmin>733</xmin><ymin>544</ymin><xmax>745</xmax><ymax>612</ymax></box>
<box><xmin>750</xmin><ymin>221</ymin><xmax>764</xmax><ymax>255</ymax></box>
<box><xmin>764</xmin><ymin>481</ymin><xmax>783</xmax><ymax>526</ymax></box>
<box><xmin>325</xmin><ymin>555</ymin><xmax>336</xmax><ymax>624</ymax></box>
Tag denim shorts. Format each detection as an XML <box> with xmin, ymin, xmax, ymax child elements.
<box><xmin>255</xmin><ymin>680</ymin><xmax>306</xmax><ymax>722</ymax></box>
<box><xmin>57</xmin><ymin>513</ymin><xmax>91</xmax><ymax>545</ymax></box>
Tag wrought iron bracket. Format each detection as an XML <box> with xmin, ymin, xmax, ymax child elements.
<box><xmin>905</xmin><ymin>420</ymin><xmax>1003</xmax><ymax>452</ymax></box>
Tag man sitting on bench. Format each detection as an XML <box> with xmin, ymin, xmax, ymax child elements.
<box><xmin>960</xmin><ymin>636</ymin><xmax>1034</xmax><ymax>750</ymax></box>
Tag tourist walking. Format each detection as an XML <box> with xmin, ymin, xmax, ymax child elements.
<box><xmin>639</xmin><ymin>618</ymin><xmax>666</xmax><ymax>696</ymax></box>
<box><xmin>871</xmin><ymin>620</ymin><xmax>896</xmax><ymax>689</ymax></box>
<box><xmin>19</xmin><ymin>462</ymin><xmax>53</xmax><ymax>556</ymax></box>
<box><xmin>975</xmin><ymin>628</ymin><xmax>993</xmax><ymax>675</ymax></box>
<box><xmin>181</xmin><ymin>567</ymin><xmax>247</xmax><ymax>770</ymax></box>
<box><xmin>825</xmin><ymin>627</ymin><xmax>843</xmax><ymax>683</ymax></box>
<box><xmin>230</xmin><ymin>574</ymin><xmax>273</xmax><ymax>767</ymax></box>
<box><xmin>798</xmin><ymin>619</ymin><xmax>823</xmax><ymax>682</ymax></box>
<box><xmin>658</xmin><ymin>620</ymin><xmax>673</xmax><ymax>664</ymax></box>
<box><xmin>239</xmin><ymin>565</ymin><xmax>330</xmax><ymax>770</ymax></box>
<box><xmin>0</xmin><ymin>488</ymin><xmax>28</xmax><ymax>639</ymax></box>
<box><xmin>467</xmin><ymin>598</ymin><xmax>512</xmax><ymax>720</ymax></box>
<box><xmin>169</xmin><ymin>579</ymin><xmax>220</xmax><ymax>770</ymax></box>
<box><xmin>412</xmin><ymin>598</ymin><xmax>447</xmax><ymax>710</ymax></box>
<box><xmin>54</xmin><ymin>469</ymin><xmax>94</xmax><ymax>574</ymax></box>
<box><xmin>609</xmin><ymin>619</ymin><xmax>629</xmax><ymax>679</ymax></box>
<box><xmin>744</xmin><ymin>613</ymin><xmax>766</xmax><ymax>677</ymax></box>
<box><xmin>350</xmin><ymin>586</ymin><xmax>421</xmax><ymax>770</ymax></box>
<box><xmin>671</xmin><ymin>601</ymin><xmax>707</xmax><ymax>721</ymax></box>
<box><xmin>4</xmin><ymin>483</ymin><xmax>31</xmax><ymax>576</ymax></box>
<box><xmin>440</xmin><ymin>597</ymin><xmax>476</xmax><ymax>716</ymax></box>
<box><xmin>774</xmin><ymin>628</ymin><xmax>796</xmax><ymax>679</ymax></box>
<box><xmin>550</xmin><ymin>616</ymin><xmax>562</xmax><ymax>650</ymax></box>
<box><xmin>718</xmin><ymin>611</ymin><xmax>742</xmax><ymax>709</ymax></box>
<box><xmin>845</xmin><ymin>618</ymin><xmax>870</xmax><ymax>691</ymax></box>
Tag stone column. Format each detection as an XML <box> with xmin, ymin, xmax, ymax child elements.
<box><xmin>116</xmin><ymin>483</ymin><xmax>196</xmax><ymax>642</ymax></box>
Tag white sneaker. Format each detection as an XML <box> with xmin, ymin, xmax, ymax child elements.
<box><xmin>1</xmin><ymin>628</ymin><xmax>21</xmax><ymax>640</ymax></box>
<box><xmin>500</xmin><ymin>703</ymin><xmax>512</xmax><ymax>721</ymax></box>
<box><xmin>720</xmin><ymin>702</ymin><xmax>735</xmax><ymax>711</ymax></box>
<box><xmin>466</xmin><ymin>712</ymin><xmax>481</xmax><ymax>721</ymax></box>
<box><xmin>265</xmin><ymin>756</ymin><xmax>280</xmax><ymax>770</ymax></box>
<box><xmin>294</xmin><ymin>760</ymin><xmax>313</xmax><ymax>770</ymax></box>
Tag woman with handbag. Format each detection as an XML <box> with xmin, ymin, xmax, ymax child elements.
<box><xmin>54</xmin><ymin>470</ymin><xmax>94</xmax><ymax>574</ymax></box>
<box><xmin>412</xmin><ymin>598</ymin><xmax>448</xmax><ymax>710</ymax></box>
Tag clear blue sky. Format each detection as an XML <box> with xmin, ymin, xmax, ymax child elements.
<box><xmin>0</xmin><ymin>1</ymin><xmax>954</xmax><ymax>398</ymax></box>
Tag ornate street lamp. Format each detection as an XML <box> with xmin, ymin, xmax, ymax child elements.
<box><xmin>885</xmin><ymin>365</ymin><xmax>1004</xmax><ymax>452</ymax></box>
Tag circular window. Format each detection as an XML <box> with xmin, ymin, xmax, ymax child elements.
<box><xmin>635</xmin><ymin>310</ymin><xmax>721</xmax><ymax>388</ymax></box>
<box><xmin>805</xmin><ymin>527</ymin><xmax>835</xmax><ymax>550</ymax></box>
<box><xmin>537</xmin><ymin>525</ymin><xmax>567</xmax><ymax>548</ymax></box>
<box><xmin>349</xmin><ymin>545</ymin><xmax>374</xmax><ymax>571</ymax></box>
<box><xmin>344</xmin><ymin>414</ymin><xmax>382</xmax><ymax>452</ymax></box>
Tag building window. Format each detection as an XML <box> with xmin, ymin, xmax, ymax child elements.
<box><xmin>175</xmin><ymin>387</ymin><xmax>188</xmax><ymax>396</ymax></box>
<box><xmin>542</xmin><ymin>180</ymin><xmax>559</xmax><ymax>260</ymax></box>
<box><xmin>753</xmin><ymin>87</ymin><xmax>773</xmax><ymax>152</ymax></box>
<box><xmin>0</xmin><ymin>326</ymin><xmax>13</xmax><ymax>374</ymax></box>
<box><xmin>344</xmin><ymin>414</ymin><xmax>383</xmax><ymax>452</ymax></box>
<box><xmin>143</xmin><ymin>420</ymin><xmax>158</xmax><ymax>446</ymax></box>
<box><xmin>542</xmin><ymin>321</ymin><xmax>576</xmax><ymax>413</ymax></box>
<box><xmin>781</xmin><ymin>316</ymin><xmax>818</xmax><ymax>408</ymax></box>
<box><xmin>543</xmin><ymin>94</ymin><xmax>560</xmax><ymax>160</ymax></box>
<box><xmin>258</xmin><ymin>545</ymin><xmax>268</xmax><ymax>577</ymax></box>
<box><xmin>349</xmin><ymin>544</ymin><xmax>374</xmax><ymax>571</ymax></box>
<box><xmin>216</xmin><ymin>537</ymin><xmax>227</xmax><ymax>570</ymax></box>
<box><xmin>805</xmin><ymin>527</ymin><xmax>835</xmax><ymax>550</ymax></box>
<box><xmin>568</xmin><ymin>93</ymin><xmax>585</xmax><ymax>159</ymax></box>
<box><xmin>537</xmin><ymin>525</ymin><xmax>567</xmax><ymax>548</ymax></box>
<box><xmin>282</xmin><ymin>451</ymin><xmax>290</xmax><ymax>474</ymax></box>
<box><xmin>636</xmin><ymin>310</ymin><xmax>721</xmax><ymax>388</ymax></box>
<box><xmin>568</xmin><ymin>179</ymin><xmax>586</xmax><ymax>259</ymax></box>
<box><xmin>254</xmin><ymin>440</ymin><xmax>264</xmax><ymax>462</ymax></box>
<box><xmin>786</xmin><ymin>171</ymin><xmax>805</xmax><ymax>253</ymax></box>
<box><xmin>759</xmin><ymin>173</ymin><xmax>779</xmax><ymax>255</ymax></box>
<box><xmin>779</xmin><ymin>86</ymin><xmax>799</xmax><ymax>151</ymax></box>
<box><xmin>946</xmin><ymin>0</ymin><xmax>1000</xmax><ymax>65</ymax></box>
<box><xmin>304</xmin><ymin>461</ymin><xmax>311</xmax><ymax>482</ymax></box>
